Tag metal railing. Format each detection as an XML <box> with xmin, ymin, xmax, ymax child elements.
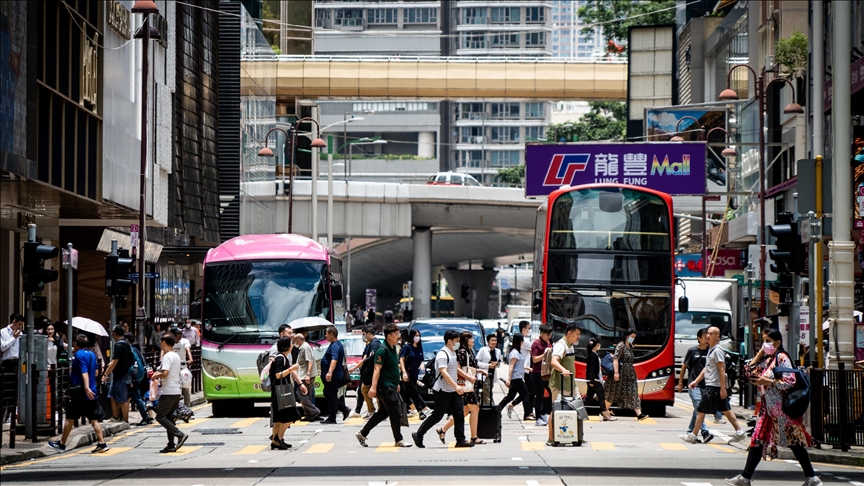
<box><xmin>2</xmin><ymin>370</ymin><xmax>17</xmax><ymax>447</ymax></box>
<box><xmin>810</xmin><ymin>363</ymin><xmax>864</xmax><ymax>451</ymax></box>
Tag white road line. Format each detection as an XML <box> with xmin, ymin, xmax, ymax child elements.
<box><xmin>680</xmin><ymin>483</ymin><xmax>713</xmax><ymax>486</ymax></box>
<box><xmin>518</xmin><ymin>436</ymin><xmax>527</xmax><ymax>441</ymax></box>
<box><xmin>848</xmin><ymin>481</ymin><xmax>864</xmax><ymax>486</ymax></box>
<box><xmin>526</xmin><ymin>481</ymin><xmax>540</xmax><ymax>486</ymax></box>
<box><xmin>512</xmin><ymin>457</ymin><xmax>523</xmax><ymax>461</ymax></box>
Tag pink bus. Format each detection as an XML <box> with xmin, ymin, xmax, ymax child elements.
<box><xmin>200</xmin><ymin>234</ymin><xmax>344</xmax><ymax>416</ymax></box>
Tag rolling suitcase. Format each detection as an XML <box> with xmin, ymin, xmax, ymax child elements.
<box><xmin>551</xmin><ymin>375</ymin><xmax>584</xmax><ymax>446</ymax></box>
<box><xmin>476</xmin><ymin>378</ymin><xmax>502</xmax><ymax>443</ymax></box>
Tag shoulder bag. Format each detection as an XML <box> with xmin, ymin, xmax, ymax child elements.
<box><xmin>274</xmin><ymin>355</ymin><xmax>297</xmax><ymax>411</ymax></box>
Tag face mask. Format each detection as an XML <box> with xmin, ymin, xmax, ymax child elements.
<box><xmin>413</xmin><ymin>336</ymin><xmax>421</xmax><ymax>344</ymax></box>
<box><xmin>627</xmin><ymin>337</ymin><xmax>635</xmax><ymax>344</ymax></box>
<box><xmin>452</xmin><ymin>342</ymin><xmax>460</xmax><ymax>351</ymax></box>
<box><xmin>762</xmin><ymin>342</ymin><xmax>777</xmax><ymax>355</ymax></box>
<box><xmin>185</xmin><ymin>323</ymin><xmax>191</xmax><ymax>328</ymax></box>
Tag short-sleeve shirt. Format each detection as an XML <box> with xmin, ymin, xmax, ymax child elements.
<box><xmin>400</xmin><ymin>344</ymin><xmax>424</xmax><ymax>380</ymax></box>
<box><xmin>433</xmin><ymin>346</ymin><xmax>458</xmax><ymax>393</ymax></box>
<box><xmin>530</xmin><ymin>338</ymin><xmax>551</xmax><ymax>373</ymax></box>
<box><xmin>373</xmin><ymin>342</ymin><xmax>400</xmax><ymax>388</ymax></box>
<box><xmin>174</xmin><ymin>338</ymin><xmax>191</xmax><ymax>363</ymax></box>
<box><xmin>160</xmin><ymin>351</ymin><xmax>182</xmax><ymax>395</ymax></box>
<box><xmin>111</xmin><ymin>339</ymin><xmax>133</xmax><ymax>379</ymax></box>
<box><xmin>71</xmin><ymin>348</ymin><xmax>98</xmax><ymax>397</ymax></box>
<box><xmin>297</xmin><ymin>342</ymin><xmax>318</xmax><ymax>380</ymax></box>
<box><xmin>321</xmin><ymin>340</ymin><xmax>345</xmax><ymax>381</ymax></box>
<box><xmin>683</xmin><ymin>345</ymin><xmax>710</xmax><ymax>388</ymax></box>
<box><xmin>360</xmin><ymin>338</ymin><xmax>382</xmax><ymax>385</ymax></box>
<box><xmin>704</xmin><ymin>344</ymin><xmax>725</xmax><ymax>387</ymax></box>
<box><xmin>551</xmin><ymin>339</ymin><xmax>574</xmax><ymax>361</ymax></box>
<box><xmin>508</xmin><ymin>349</ymin><xmax>527</xmax><ymax>380</ymax></box>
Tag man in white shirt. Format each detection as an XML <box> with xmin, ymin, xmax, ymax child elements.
<box><xmin>1</xmin><ymin>314</ymin><xmax>23</xmax><ymax>368</ymax></box>
<box><xmin>412</xmin><ymin>329</ymin><xmax>474</xmax><ymax>449</ymax></box>
<box><xmin>181</xmin><ymin>319</ymin><xmax>200</xmax><ymax>347</ymax></box>
<box><xmin>293</xmin><ymin>333</ymin><xmax>321</xmax><ymax>421</ymax></box>
<box><xmin>163</xmin><ymin>327</ymin><xmax>193</xmax><ymax>406</ymax></box>
<box><xmin>151</xmin><ymin>333</ymin><xmax>188</xmax><ymax>453</ymax></box>
<box><xmin>476</xmin><ymin>334</ymin><xmax>500</xmax><ymax>405</ymax></box>
<box><xmin>518</xmin><ymin>321</ymin><xmax>536</xmax><ymax>421</ymax></box>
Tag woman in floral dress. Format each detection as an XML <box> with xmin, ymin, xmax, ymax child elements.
<box><xmin>604</xmin><ymin>329</ymin><xmax>648</xmax><ymax>420</ymax></box>
<box><xmin>724</xmin><ymin>329</ymin><xmax>821</xmax><ymax>486</ymax></box>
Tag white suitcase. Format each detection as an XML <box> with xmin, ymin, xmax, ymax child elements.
<box><xmin>551</xmin><ymin>408</ymin><xmax>583</xmax><ymax>446</ymax></box>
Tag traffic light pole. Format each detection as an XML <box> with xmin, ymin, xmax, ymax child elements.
<box><xmin>110</xmin><ymin>240</ymin><xmax>118</xmax><ymax>332</ymax></box>
<box><xmin>24</xmin><ymin>224</ymin><xmax>36</xmax><ymax>440</ymax></box>
<box><xmin>66</xmin><ymin>243</ymin><xmax>74</xmax><ymax>347</ymax></box>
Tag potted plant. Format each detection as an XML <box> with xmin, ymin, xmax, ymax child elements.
<box><xmin>775</xmin><ymin>32</ymin><xmax>808</xmax><ymax>78</ymax></box>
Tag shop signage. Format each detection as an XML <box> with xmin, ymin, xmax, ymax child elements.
<box><xmin>80</xmin><ymin>31</ymin><xmax>99</xmax><ymax>111</ymax></box>
<box><xmin>674</xmin><ymin>249</ymin><xmax>742</xmax><ymax>277</ymax></box>
<box><xmin>106</xmin><ymin>0</ymin><xmax>131</xmax><ymax>40</ymax></box>
<box><xmin>823</xmin><ymin>56</ymin><xmax>864</xmax><ymax>111</ymax></box>
<box><xmin>525</xmin><ymin>142</ymin><xmax>707</xmax><ymax>197</ymax></box>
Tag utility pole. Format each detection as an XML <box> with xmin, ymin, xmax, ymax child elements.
<box><xmin>24</xmin><ymin>224</ymin><xmax>35</xmax><ymax>441</ymax></box>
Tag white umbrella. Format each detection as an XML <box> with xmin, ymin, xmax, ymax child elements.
<box><xmin>287</xmin><ymin>316</ymin><xmax>332</xmax><ymax>332</ymax></box>
<box><xmin>65</xmin><ymin>316</ymin><xmax>109</xmax><ymax>337</ymax></box>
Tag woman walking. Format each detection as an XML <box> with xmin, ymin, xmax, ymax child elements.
<box><xmin>438</xmin><ymin>332</ymin><xmax>483</xmax><ymax>444</ymax></box>
<box><xmin>605</xmin><ymin>329</ymin><xmax>648</xmax><ymax>420</ymax></box>
<box><xmin>585</xmin><ymin>338</ymin><xmax>615</xmax><ymax>421</ymax></box>
<box><xmin>725</xmin><ymin>329</ymin><xmax>821</xmax><ymax>486</ymax></box>
<box><xmin>400</xmin><ymin>329</ymin><xmax>430</xmax><ymax>419</ymax></box>
<box><xmin>269</xmin><ymin>337</ymin><xmax>302</xmax><ymax>450</ymax></box>
<box><xmin>497</xmin><ymin>333</ymin><xmax>530</xmax><ymax>421</ymax></box>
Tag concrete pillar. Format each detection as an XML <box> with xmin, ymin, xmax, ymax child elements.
<box><xmin>412</xmin><ymin>227</ymin><xmax>432</xmax><ymax>319</ymax></box>
<box><xmin>441</xmin><ymin>268</ymin><xmax>499</xmax><ymax>319</ymax></box>
<box><xmin>418</xmin><ymin>132</ymin><xmax>435</xmax><ymax>159</ymax></box>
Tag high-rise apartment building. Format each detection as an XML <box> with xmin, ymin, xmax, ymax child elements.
<box><xmin>549</xmin><ymin>0</ymin><xmax>603</xmax><ymax>58</ymax></box>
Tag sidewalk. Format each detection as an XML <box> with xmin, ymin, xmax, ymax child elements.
<box><xmin>730</xmin><ymin>404</ymin><xmax>864</xmax><ymax>467</ymax></box>
<box><xmin>1</xmin><ymin>391</ymin><xmax>206</xmax><ymax>466</ymax></box>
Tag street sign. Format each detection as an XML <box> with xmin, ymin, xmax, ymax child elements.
<box><xmin>145</xmin><ymin>272</ymin><xmax>160</xmax><ymax>279</ymax></box>
<box><xmin>402</xmin><ymin>283</ymin><xmax>409</xmax><ymax>298</ymax></box>
<box><xmin>130</xmin><ymin>272</ymin><xmax>160</xmax><ymax>279</ymax></box>
<box><xmin>799</xmin><ymin>306</ymin><xmax>810</xmax><ymax>343</ymax></box>
<box><xmin>130</xmin><ymin>224</ymin><xmax>139</xmax><ymax>249</ymax></box>
<box><xmin>62</xmin><ymin>248</ymin><xmax>79</xmax><ymax>270</ymax></box>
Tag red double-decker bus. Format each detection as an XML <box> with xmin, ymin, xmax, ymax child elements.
<box><xmin>532</xmin><ymin>184</ymin><xmax>676</xmax><ymax>416</ymax></box>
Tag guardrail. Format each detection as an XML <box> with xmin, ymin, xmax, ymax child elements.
<box><xmin>810</xmin><ymin>363</ymin><xmax>864</xmax><ymax>451</ymax></box>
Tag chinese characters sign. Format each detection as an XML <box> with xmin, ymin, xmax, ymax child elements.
<box><xmin>525</xmin><ymin>142</ymin><xmax>707</xmax><ymax>197</ymax></box>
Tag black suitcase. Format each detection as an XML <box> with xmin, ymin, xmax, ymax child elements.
<box><xmin>476</xmin><ymin>379</ymin><xmax>502</xmax><ymax>443</ymax></box>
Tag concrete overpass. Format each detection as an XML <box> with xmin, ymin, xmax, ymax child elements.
<box><xmin>242</xmin><ymin>55</ymin><xmax>628</xmax><ymax>101</ymax></box>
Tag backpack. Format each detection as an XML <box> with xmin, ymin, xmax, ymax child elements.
<box><xmin>422</xmin><ymin>351</ymin><xmax>449</xmax><ymax>389</ymax></box>
<box><xmin>540</xmin><ymin>347</ymin><xmax>554</xmax><ymax>381</ymax></box>
<box><xmin>601</xmin><ymin>352</ymin><xmax>615</xmax><ymax>377</ymax></box>
<box><xmin>257</xmin><ymin>350</ymin><xmax>272</xmax><ymax>392</ymax></box>
<box><xmin>384</xmin><ymin>310</ymin><xmax>394</xmax><ymax>323</ymax></box>
<box><xmin>772</xmin><ymin>365</ymin><xmax>811</xmax><ymax>419</ymax></box>
<box><xmin>125</xmin><ymin>342</ymin><xmax>147</xmax><ymax>383</ymax></box>
<box><xmin>360</xmin><ymin>340</ymin><xmax>381</xmax><ymax>384</ymax></box>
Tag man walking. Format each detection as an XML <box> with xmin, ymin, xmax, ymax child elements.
<box><xmin>321</xmin><ymin>326</ymin><xmax>351</xmax><ymax>424</ymax></box>
<box><xmin>355</xmin><ymin>324</ymin><xmax>412</xmax><ymax>448</ymax></box>
<box><xmin>152</xmin><ymin>333</ymin><xmax>188</xmax><ymax>453</ymax></box>
<box><xmin>476</xmin><ymin>333</ymin><xmax>499</xmax><ymax>404</ymax></box>
<box><xmin>1</xmin><ymin>314</ymin><xmax>23</xmax><ymax>423</ymax></box>
<box><xmin>680</xmin><ymin>326</ymin><xmax>747</xmax><ymax>444</ymax></box>
<box><xmin>293</xmin><ymin>333</ymin><xmax>321</xmax><ymax>421</ymax></box>
<box><xmin>677</xmin><ymin>327</ymin><xmax>716</xmax><ymax>443</ymax></box>
<box><xmin>518</xmin><ymin>321</ymin><xmax>536</xmax><ymax>421</ymax></box>
<box><xmin>102</xmin><ymin>325</ymin><xmax>133</xmax><ymax>423</ymax></box>
<box><xmin>351</xmin><ymin>325</ymin><xmax>381</xmax><ymax>418</ymax></box>
<box><xmin>547</xmin><ymin>323</ymin><xmax>580</xmax><ymax>446</ymax></box>
<box><xmin>412</xmin><ymin>330</ymin><xmax>473</xmax><ymax>449</ymax></box>
<box><xmin>49</xmin><ymin>334</ymin><xmax>109</xmax><ymax>453</ymax></box>
<box><xmin>168</xmin><ymin>327</ymin><xmax>193</xmax><ymax>407</ymax></box>
<box><xmin>530</xmin><ymin>324</ymin><xmax>553</xmax><ymax>426</ymax></box>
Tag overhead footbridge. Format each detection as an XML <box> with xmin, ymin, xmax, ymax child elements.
<box><xmin>242</xmin><ymin>55</ymin><xmax>628</xmax><ymax>100</ymax></box>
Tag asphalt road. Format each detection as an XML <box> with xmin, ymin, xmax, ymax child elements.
<box><xmin>1</xmin><ymin>391</ymin><xmax>862</xmax><ymax>486</ymax></box>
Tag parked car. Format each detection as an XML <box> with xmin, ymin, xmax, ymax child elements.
<box><xmin>407</xmin><ymin>318</ymin><xmax>486</xmax><ymax>397</ymax></box>
<box><xmin>426</xmin><ymin>172</ymin><xmax>482</xmax><ymax>186</ymax></box>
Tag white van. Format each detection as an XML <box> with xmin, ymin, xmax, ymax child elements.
<box><xmin>674</xmin><ymin>277</ymin><xmax>739</xmax><ymax>381</ymax></box>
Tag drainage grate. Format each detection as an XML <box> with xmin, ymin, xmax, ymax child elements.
<box><xmin>1</xmin><ymin>443</ymin><xmax>43</xmax><ymax>449</ymax></box>
<box><xmin>197</xmin><ymin>428</ymin><xmax>242</xmax><ymax>435</ymax></box>
<box><xmin>185</xmin><ymin>442</ymin><xmax>225</xmax><ymax>447</ymax></box>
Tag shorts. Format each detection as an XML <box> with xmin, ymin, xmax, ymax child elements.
<box><xmin>109</xmin><ymin>379</ymin><xmax>129</xmax><ymax>403</ymax></box>
<box><xmin>67</xmin><ymin>398</ymin><xmax>104</xmax><ymax>422</ymax></box>
<box><xmin>697</xmin><ymin>386</ymin><xmax>730</xmax><ymax>415</ymax></box>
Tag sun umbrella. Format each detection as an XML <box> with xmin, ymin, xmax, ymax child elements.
<box><xmin>287</xmin><ymin>316</ymin><xmax>332</xmax><ymax>332</ymax></box>
<box><xmin>65</xmin><ymin>316</ymin><xmax>109</xmax><ymax>337</ymax></box>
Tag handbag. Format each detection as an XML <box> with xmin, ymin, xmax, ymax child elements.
<box><xmin>274</xmin><ymin>356</ymin><xmax>297</xmax><ymax>411</ymax></box>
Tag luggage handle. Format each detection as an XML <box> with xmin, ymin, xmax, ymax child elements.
<box><xmin>560</xmin><ymin>372</ymin><xmax>576</xmax><ymax>399</ymax></box>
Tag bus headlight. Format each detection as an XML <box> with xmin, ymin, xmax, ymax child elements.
<box><xmin>202</xmin><ymin>359</ymin><xmax>235</xmax><ymax>378</ymax></box>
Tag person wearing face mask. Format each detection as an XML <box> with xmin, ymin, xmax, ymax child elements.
<box><xmin>497</xmin><ymin>333</ymin><xmax>530</xmax><ymax>421</ymax></box>
<box><xmin>604</xmin><ymin>328</ymin><xmax>648</xmax><ymax>420</ymax></box>
<box><xmin>400</xmin><ymin>329</ymin><xmax>430</xmax><ymax>419</ymax></box>
<box><xmin>585</xmin><ymin>338</ymin><xmax>614</xmax><ymax>421</ymax></box>
<box><xmin>724</xmin><ymin>329</ymin><xmax>821</xmax><ymax>486</ymax></box>
<box><xmin>181</xmin><ymin>319</ymin><xmax>199</xmax><ymax>347</ymax></box>
<box><xmin>350</xmin><ymin>326</ymin><xmax>381</xmax><ymax>419</ymax></box>
<box><xmin>677</xmin><ymin>327</ymin><xmax>720</xmax><ymax>443</ymax></box>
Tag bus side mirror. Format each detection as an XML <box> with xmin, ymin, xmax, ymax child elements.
<box><xmin>532</xmin><ymin>290</ymin><xmax>542</xmax><ymax>314</ymax></box>
<box><xmin>331</xmin><ymin>283</ymin><xmax>344</xmax><ymax>301</ymax></box>
<box><xmin>678</xmin><ymin>296</ymin><xmax>689</xmax><ymax>313</ymax></box>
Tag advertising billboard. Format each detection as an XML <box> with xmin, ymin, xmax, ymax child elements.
<box><xmin>525</xmin><ymin>142</ymin><xmax>707</xmax><ymax>197</ymax></box>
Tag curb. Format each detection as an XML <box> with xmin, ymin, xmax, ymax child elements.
<box><xmin>777</xmin><ymin>446</ymin><xmax>864</xmax><ymax>467</ymax></box>
<box><xmin>0</xmin><ymin>448</ymin><xmax>46</xmax><ymax>466</ymax></box>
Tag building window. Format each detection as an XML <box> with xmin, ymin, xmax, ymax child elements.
<box><xmin>368</xmin><ymin>8</ymin><xmax>397</xmax><ymax>24</ymax></box>
<box><xmin>491</xmin><ymin>151</ymin><xmax>520</xmax><ymax>166</ymax></box>
<box><xmin>462</xmin><ymin>150</ymin><xmax>484</xmax><ymax>168</ymax></box>
<box><xmin>491</xmin><ymin>102</ymin><xmax>520</xmax><ymax>119</ymax></box>
<box><xmin>459</xmin><ymin>102</ymin><xmax>485</xmax><ymax>120</ymax></box>
<box><xmin>461</xmin><ymin>33</ymin><xmax>487</xmax><ymax>49</ymax></box>
<box><xmin>526</xmin><ymin>32</ymin><xmax>546</xmax><ymax>47</ymax></box>
<box><xmin>491</xmin><ymin>127</ymin><xmax>520</xmax><ymax>143</ymax></box>
<box><xmin>525</xmin><ymin>102</ymin><xmax>545</xmax><ymax>119</ymax></box>
<box><xmin>405</xmin><ymin>7</ymin><xmax>437</xmax><ymax>24</ymax></box>
<box><xmin>460</xmin><ymin>126</ymin><xmax>485</xmax><ymax>143</ymax></box>
<box><xmin>525</xmin><ymin>126</ymin><xmax>546</xmax><ymax>141</ymax></box>
<box><xmin>335</xmin><ymin>8</ymin><xmax>363</xmax><ymax>26</ymax></box>
<box><xmin>461</xmin><ymin>7</ymin><xmax>487</xmax><ymax>25</ymax></box>
<box><xmin>490</xmin><ymin>7</ymin><xmax>519</xmax><ymax>23</ymax></box>
<box><xmin>352</xmin><ymin>102</ymin><xmax>437</xmax><ymax>112</ymax></box>
<box><xmin>526</xmin><ymin>7</ymin><xmax>546</xmax><ymax>22</ymax></box>
<box><xmin>490</xmin><ymin>33</ymin><xmax>519</xmax><ymax>48</ymax></box>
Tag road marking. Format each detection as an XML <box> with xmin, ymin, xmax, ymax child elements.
<box><xmin>343</xmin><ymin>417</ymin><xmax>365</xmax><ymax>426</ymax></box>
<box><xmin>177</xmin><ymin>417</ymin><xmax>211</xmax><ymax>429</ymax></box>
<box><xmin>521</xmin><ymin>442</ymin><xmax>546</xmax><ymax>451</ymax></box>
<box><xmin>230</xmin><ymin>417</ymin><xmax>265</xmax><ymax>428</ymax></box>
<box><xmin>512</xmin><ymin>457</ymin><xmax>523</xmax><ymax>461</ymax></box>
<box><xmin>89</xmin><ymin>447</ymin><xmax>132</xmax><ymax>457</ymax></box>
<box><xmin>292</xmin><ymin>421</ymin><xmax>310</xmax><ymax>427</ymax></box>
<box><xmin>375</xmin><ymin>442</ymin><xmax>402</xmax><ymax>453</ymax></box>
<box><xmin>233</xmin><ymin>445</ymin><xmax>268</xmax><ymax>455</ymax></box>
<box><xmin>305</xmin><ymin>443</ymin><xmax>335</xmax><ymax>454</ymax></box>
<box><xmin>708</xmin><ymin>444</ymin><xmax>736</xmax><ymax>453</ymax></box>
<box><xmin>637</xmin><ymin>417</ymin><xmax>658</xmax><ymax>425</ymax></box>
<box><xmin>680</xmin><ymin>483</ymin><xmax>713</xmax><ymax>486</ymax></box>
<box><xmin>526</xmin><ymin>481</ymin><xmax>541</xmax><ymax>486</ymax></box>
<box><xmin>848</xmin><ymin>481</ymin><xmax>864</xmax><ymax>486</ymax></box>
<box><xmin>591</xmin><ymin>442</ymin><xmax>615</xmax><ymax>451</ymax></box>
<box><xmin>163</xmin><ymin>446</ymin><xmax>202</xmax><ymax>456</ymax></box>
<box><xmin>660</xmin><ymin>443</ymin><xmax>689</xmax><ymax>451</ymax></box>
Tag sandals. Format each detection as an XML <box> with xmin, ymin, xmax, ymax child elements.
<box><xmin>436</xmin><ymin>428</ymin><xmax>446</xmax><ymax>444</ymax></box>
<box><xmin>470</xmin><ymin>437</ymin><xmax>486</xmax><ymax>445</ymax></box>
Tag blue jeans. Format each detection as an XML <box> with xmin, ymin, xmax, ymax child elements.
<box><xmin>130</xmin><ymin>383</ymin><xmax>149</xmax><ymax>421</ymax></box>
<box><xmin>687</xmin><ymin>387</ymin><xmax>710</xmax><ymax>435</ymax></box>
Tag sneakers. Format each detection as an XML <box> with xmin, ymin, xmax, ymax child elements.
<box><xmin>349</xmin><ymin>410</ymin><xmax>361</xmax><ymax>418</ymax></box>
<box><xmin>802</xmin><ymin>476</ymin><xmax>823</xmax><ymax>486</ymax></box>
<box><xmin>506</xmin><ymin>405</ymin><xmax>514</xmax><ymax>419</ymax></box>
<box><xmin>394</xmin><ymin>440</ymin><xmax>412</xmax><ymax>448</ymax></box>
<box><xmin>175</xmin><ymin>433</ymin><xmax>189</xmax><ymax>451</ymax></box>
<box><xmin>702</xmin><ymin>432</ymin><xmax>714</xmax><ymax>444</ymax></box>
<box><xmin>418</xmin><ymin>411</ymin><xmax>427</xmax><ymax>420</ymax></box>
<box><xmin>411</xmin><ymin>432</ymin><xmax>425</xmax><ymax>448</ymax></box>
<box><xmin>107</xmin><ymin>417</ymin><xmax>124</xmax><ymax>424</ymax></box>
<box><xmin>454</xmin><ymin>441</ymin><xmax>474</xmax><ymax>448</ymax></box>
<box><xmin>137</xmin><ymin>417</ymin><xmax>153</xmax><ymax>426</ymax></box>
<box><xmin>713</xmin><ymin>415</ymin><xmax>728</xmax><ymax>424</ymax></box>
<box><xmin>361</xmin><ymin>412</ymin><xmax>373</xmax><ymax>420</ymax></box>
<box><xmin>679</xmin><ymin>433</ymin><xmax>699</xmax><ymax>444</ymax></box>
<box><xmin>526</xmin><ymin>413</ymin><xmax>536</xmax><ymax>421</ymax></box>
<box><xmin>48</xmin><ymin>441</ymin><xmax>66</xmax><ymax>452</ymax></box>
<box><xmin>407</xmin><ymin>410</ymin><xmax>418</xmax><ymax>417</ymax></box>
<box><xmin>535</xmin><ymin>417</ymin><xmax>548</xmax><ymax>426</ymax></box>
<box><xmin>724</xmin><ymin>475</ymin><xmax>751</xmax><ymax>486</ymax></box>
<box><xmin>160</xmin><ymin>444</ymin><xmax>176</xmax><ymax>453</ymax></box>
<box><xmin>636</xmin><ymin>413</ymin><xmax>649</xmax><ymax>421</ymax></box>
<box><xmin>355</xmin><ymin>431</ymin><xmax>368</xmax><ymax>447</ymax></box>
<box><xmin>729</xmin><ymin>430</ymin><xmax>748</xmax><ymax>443</ymax></box>
<box><xmin>91</xmin><ymin>443</ymin><xmax>109</xmax><ymax>454</ymax></box>
<box><xmin>546</xmin><ymin>440</ymin><xmax>556</xmax><ymax>447</ymax></box>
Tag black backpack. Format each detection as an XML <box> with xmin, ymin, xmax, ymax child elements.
<box><xmin>360</xmin><ymin>340</ymin><xmax>381</xmax><ymax>384</ymax></box>
<box><xmin>422</xmin><ymin>351</ymin><xmax>449</xmax><ymax>389</ymax></box>
<box><xmin>772</xmin><ymin>365</ymin><xmax>811</xmax><ymax>419</ymax></box>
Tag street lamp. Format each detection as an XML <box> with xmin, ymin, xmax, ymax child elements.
<box><xmin>347</xmin><ymin>138</ymin><xmax>387</xmax><ymax>179</ymax></box>
<box><xmin>258</xmin><ymin>118</ymin><xmax>326</xmax><ymax>234</ymax></box>
<box><xmin>669</xmin><ymin>116</ymin><xmax>703</xmax><ymax>142</ymax></box>
<box><xmin>131</xmin><ymin>0</ymin><xmax>160</xmax><ymax>347</ymax></box>
<box><xmin>718</xmin><ymin>64</ymin><xmax>803</xmax><ymax>316</ymax></box>
<box><xmin>343</xmin><ymin>110</ymin><xmax>374</xmax><ymax>177</ymax></box>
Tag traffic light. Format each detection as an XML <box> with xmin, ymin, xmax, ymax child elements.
<box><xmin>105</xmin><ymin>249</ymin><xmax>135</xmax><ymax>299</ymax></box>
<box><xmin>460</xmin><ymin>284</ymin><xmax>470</xmax><ymax>303</ymax></box>
<box><xmin>23</xmin><ymin>242</ymin><xmax>59</xmax><ymax>293</ymax></box>
<box><xmin>770</xmin><ymin>275</ymin><xmax>793</xmax><ymax>317</ymax></box>
<box><xmin>768</xmin><ymin>212</ymin><xmax>804</xmax><ymax>275</ymax></box>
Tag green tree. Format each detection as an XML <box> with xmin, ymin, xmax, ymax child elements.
<box><xmin>577</xmin><ymin>0</ymin><xmax>676</xmax><ymax>54</ymax></box>
<box><xmin>549</xmin><ymin>102</ymin><xmax>626</xmax><ymax>142</ymax></box>
<box><xmin>496</xmin><ymin>164</ymin><xmax>525</xmax><ymax>185</ymax></box>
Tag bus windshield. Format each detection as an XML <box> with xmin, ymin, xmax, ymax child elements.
<box><xmin>546</xmin><ymin>288</ymin><xmax>671</xmax><ymax>361</ymax></box>
<box><xmin>549</xmin><ymin>188</ymin><xmax>670</xmax><ymax>251</ymax></box>
<box><xmin>203</xmin><ymin>260</ymin><xmax>329</xmax><ymax>342</ymax></box>
<box><xmin>675</xmin><ymin>311</ymin><xmax>732</xmax><ymax>340</ymax></box>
